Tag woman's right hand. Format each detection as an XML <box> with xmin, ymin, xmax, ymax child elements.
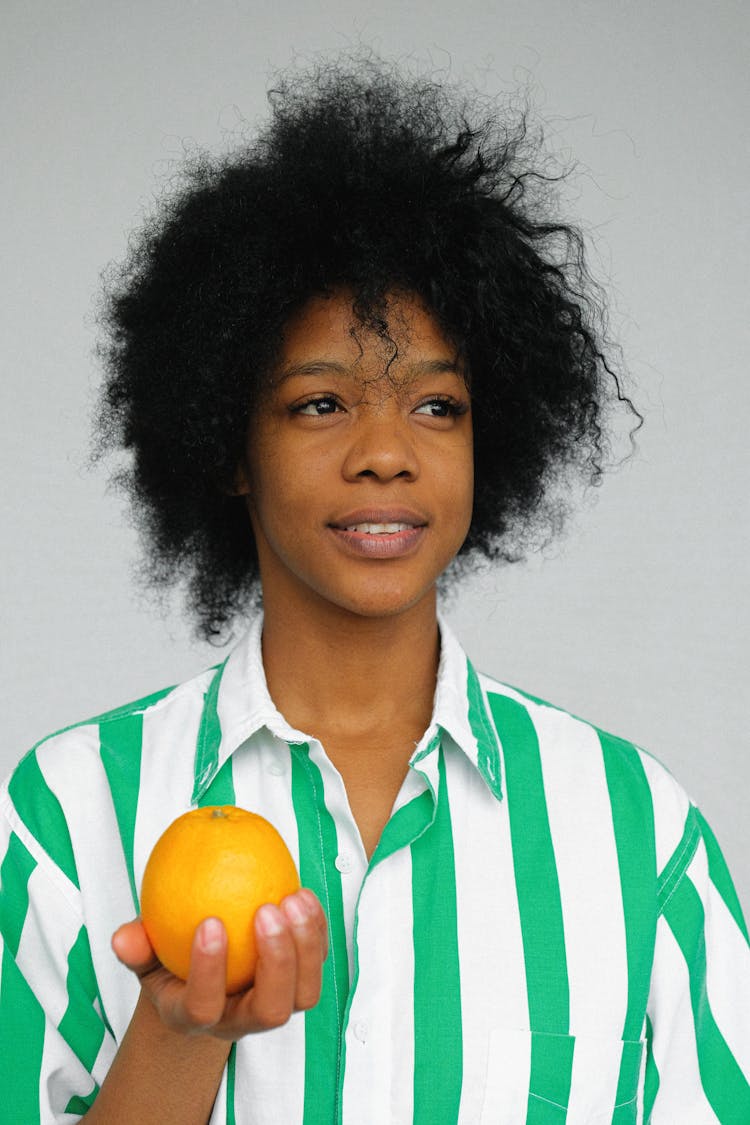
<box><xmin>111</xmin><ymin>887</ymin><xmax>328</xmax><ymax>1040</ymax></box>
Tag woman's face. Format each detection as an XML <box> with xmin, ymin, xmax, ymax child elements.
<box><xmin>235</xmin><ymin>290</ymin><xmax>474</xmax><ymax>622</ymax></box>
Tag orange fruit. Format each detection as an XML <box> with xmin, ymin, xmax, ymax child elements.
<box><xmin>140</xmin><ymin>805</ymin><xmax>300</xmax><ymax>993</ymax></box>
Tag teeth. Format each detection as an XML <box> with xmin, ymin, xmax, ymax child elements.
<box><xmin>345</xmin><ymin>522</ymin><xmax>412</xmax><ymax>534</ymax></box>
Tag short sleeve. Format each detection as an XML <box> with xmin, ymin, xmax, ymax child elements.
<box><xmin>644</xmin><ymin>805</ymin><xmax>750</xmax><ymax>1123</ymax></box>
<box><xmin>0</xmin><ymin>791</ymin><xmax>117</xmax><ymax>1122</ymax></box>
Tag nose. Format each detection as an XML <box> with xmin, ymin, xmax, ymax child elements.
<box><xmin>341</xmin><ymin>409</ymin><xmax>419</xmax><ymax>483</ymax></box>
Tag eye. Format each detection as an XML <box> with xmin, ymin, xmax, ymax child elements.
<box><xmin>291</xmin><ymin>395</ymin><xmax>342</xmax><ymax>416</ymax></box>
<box><xmin>413</xmin><ymin>396</ymin><xmax>467</xmax><ymax>418</ymax></box>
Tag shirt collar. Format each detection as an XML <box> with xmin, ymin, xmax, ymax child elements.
<box><xmin>192</xmin><ymin>613</ymin><xmax>503</xmax><ymax>803</ymax></box>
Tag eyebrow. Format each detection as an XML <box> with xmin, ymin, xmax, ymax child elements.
<box><xmin>275</xmin><ymin>358</ymin><xmax>465</xmax><ymax>383</ymax></box>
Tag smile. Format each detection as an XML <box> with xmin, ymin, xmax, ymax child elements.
<box><xmin>327</xmin><ymin>513</ymin><xmax>427</xmax><ymax>559</ymax></box>
<box><xmin>344</xmin><ymin>522</ymin><xmax>413</xmax><ymax>534</ymax></box>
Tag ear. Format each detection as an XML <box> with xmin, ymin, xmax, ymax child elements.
<box><xmin>228</xmin><ymin>461</ymin><xmax>251</xmax><ymax>497</ymax></box>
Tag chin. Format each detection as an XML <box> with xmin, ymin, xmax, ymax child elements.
<box><xmin>323</xmin><ymin>580</ymin><xmax>438</xmax><ymax>621</ymax></box>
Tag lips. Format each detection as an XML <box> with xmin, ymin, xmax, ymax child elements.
<box><xmin>328</xmin><ymin>509</ymin><xmax>427</xmax><ymax>558</ymax></box>
<box><xmin>329</xmin><ymin>508</ymin><xmax>427</xmax><ymax>532</ymax></box>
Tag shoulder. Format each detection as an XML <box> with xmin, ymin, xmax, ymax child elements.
<box><xmin>7</xmin><ymin>665</ymin><xmax>218</xmax><ymax>778</ymax></box>
<box><xmin>1</xmin><ymin>664</ymin><xmax>219</xmax><ymax>875</ymax></box>
<box><xmin>475</xmin><ymin>667</ymin><xmax>695</xmax><ymax>881</ymax></box>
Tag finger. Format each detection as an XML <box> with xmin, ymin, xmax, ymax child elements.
<box><xmin>280</xmin><ymin>891</ymin><xmax>327</xmax><ymax>1010</ymax></box>
<box><xmin>177</xmin><ymin>918</ymin><xmax>229</xmax><ymax>1031</ymax></box>
<box><xmin>111</xmin><ymin>918</ymin><xmax>160</xmax><ymax>974</ymax></box>
<box><xmin>299</xmin><ymin>888</ymin><xmax>329</xmax><ymax>959</ymax></box>
<box><xmin>242</xmin><ymin>904</ymin><xmax>297</xmax><ymax>1030</ymax></box>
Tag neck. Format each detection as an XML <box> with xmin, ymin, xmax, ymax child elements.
<box><xmin>259</xmin><ymin>590</ymin><xmax>441</xmax><ymax>745</ymax></box>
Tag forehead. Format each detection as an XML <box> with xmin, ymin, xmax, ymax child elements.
<box><xmin>273</xmin><ymin>290</ymin><xmax>464</xmax><ymax>385</ymax></box>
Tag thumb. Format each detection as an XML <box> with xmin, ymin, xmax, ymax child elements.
<box><xmin>112</xmin><ymin>918</ymin><xmax>160</xmax><ymax>974</ymax></box>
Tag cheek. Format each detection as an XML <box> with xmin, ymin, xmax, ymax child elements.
<box><xmin>454</xmin><ymin>466</ymin><xmax>475</xmax><ymax>546</ymax></box>
<box><xmin>442</xmin><ymin>441</ymin><xmax>474</xmax><ymax>518</ymax></box>
<box><xmin>246</xmin><ymin>443</ymin><xmax>329</xmax><ymax>535</ymax></box>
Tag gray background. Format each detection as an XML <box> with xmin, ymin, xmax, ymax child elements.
<box><xmin>2</xmin><ymin>2</ymin><xmax>748</xmax><ymax>907</ymax></box>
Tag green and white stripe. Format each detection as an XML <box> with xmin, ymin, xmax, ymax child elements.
<box><xmin>1</xmin><ymin>616</ymin><xmax>748</xmax><ymax>1123</ymax></box>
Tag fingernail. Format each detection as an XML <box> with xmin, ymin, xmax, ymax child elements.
<box><xmin>256</xmin><ymin>904</ymin><xmax>284</xmax><ymax>937</ymax></box>
<box><xmin>283</xmin><ymin>895</ymin><xmax>309</xmax><ymax>925</ymax></box>
<box><xmin>199</xmin><ymin>917</ymin><xmax>225</xmax><ymax>954</ymax></box>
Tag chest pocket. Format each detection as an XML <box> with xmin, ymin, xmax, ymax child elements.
<box><xmin>479</xmin><ymin>1027</ymin><xmax>644</xmax><ymax>1124</ymax></box>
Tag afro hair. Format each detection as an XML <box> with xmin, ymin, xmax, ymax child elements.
<box><xmin>95</xmin><ymin>56</ymin><xmax>639</xmax><ymax>639</ymax></box>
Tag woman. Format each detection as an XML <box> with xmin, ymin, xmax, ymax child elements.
<box><xmin>1</xmin><ymin>60</ymin><xmax>748</xmax><ymax>1123</ymax></box>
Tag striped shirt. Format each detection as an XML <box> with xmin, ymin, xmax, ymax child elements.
<box><xmin>1</xmin><ymin>616</ymin><xmax>749</xmax><ymax>1124</ymax></box>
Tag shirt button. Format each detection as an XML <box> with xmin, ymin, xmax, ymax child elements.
<box><xmin>353</xmin><ymin>1019</ymin><xmax>368</xmax><ymax>1043</ymax></box>
<box><xmin>267</xmin><ymin>760</ymin><xmax>285</xmax><ymax>776</ymax></box>
<box><xmin>334</xmin><ymin>852</ymin><xmax>353</xmax><ymax>874</ymax></box>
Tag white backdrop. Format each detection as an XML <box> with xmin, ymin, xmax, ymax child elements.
<box><xmin>2</xmin><ymin>0</ymin><xmax>748</xmax><ymax>908</ymax></box>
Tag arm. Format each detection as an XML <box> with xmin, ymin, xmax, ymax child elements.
<box><xmin>82</xmin><ymin>990</ymin><xmax>230</xmax><ymax>1125</ymax></box>
<box><xmin>85</xmin><ymin>890</ymin><xmax>327</xmax><ymax>1124</ymax></box>
<box><xmin>645</xmin><ymin>807</ymin><xmax>750</xmax><ymax>1123</ymax></box>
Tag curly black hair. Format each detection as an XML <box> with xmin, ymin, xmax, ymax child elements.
<box><xmin>95</xmin><ymin>57</ymin><xmax>639</xmax><ymax>640</ymax></box>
